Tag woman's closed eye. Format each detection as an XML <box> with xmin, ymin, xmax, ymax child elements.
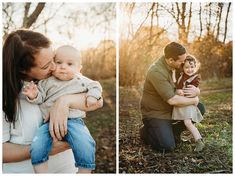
<box><xmin>56</xmin><ymin>61</ymin><xmax>62</xmax><ymax>64</ymax></box>
<box><xmin>42</xmin><ymin>65</ymin><xmax>49</xmax><ymax>70</ymax></box>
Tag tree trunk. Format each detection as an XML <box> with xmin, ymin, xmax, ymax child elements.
<box><xmin>150</xmin><ymin>3</ymin><xmax>156</xmax><ymax>43</ymax></box>
<box><xmin>177</xmin><ymin>2</ymin><xmax>188</xmax><ymax>44</ymax></box>
<box><xmin>198</xmin><ymin>3</ymin><xmax>203</xmax><ymax>40</ymax></box>
<box><xmin>216</xmin><ymin>3</ymin><xmax>223</xmax><ymax>41</ymax></box>
<box><xmin>223</xmin><ymin>2</ymin><xmax>231</xmax><ymax>43</ymax></box>
<box><xmin>22</xmin><ymin>3</ymin><xmax>45</xmax><ymax>28</ymax></box>
<box><xmin>206</xmin><ymin>3</ymin><xmax>212</xmax><ymax>35</ymax></box>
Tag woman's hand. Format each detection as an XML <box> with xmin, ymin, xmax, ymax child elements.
<box><xmin>49</xmin><ymin>141</ymin><xmax>70</xmax><ymax>156</ymax></box>
<box><xmin>44</xmin><ymin>94</ymin><xmax>103</xmax><ymax>141</ymax></box>
<box><xmin>44</xmin><ymin>96</ymin><xmax>70</xmax><ymax>141</ymax></box>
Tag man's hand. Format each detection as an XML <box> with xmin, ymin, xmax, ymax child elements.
<box><xmin>183</xmin><ymin>85</ymin><xmax>200</xmax><ymax>98</ymax></box>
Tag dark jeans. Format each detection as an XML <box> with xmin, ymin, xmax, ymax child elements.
<box><xmin>140</xmin><ymin>102</ymin><xmax>205</xmax><ymax>151</ymax></box>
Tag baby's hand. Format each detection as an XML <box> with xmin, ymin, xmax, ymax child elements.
<box><xmin>86</xmin><ymin>96</ymin><xmax>98</xmax><ymax>108</ymax></box>
<box><xmin>22</xmin><ymin>81</ymin><xmax>38</xmax><ymax>100</ymax></box>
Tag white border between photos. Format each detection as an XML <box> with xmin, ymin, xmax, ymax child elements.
<box><xmin>116</xmin><ymin>1</ymin><xmax>120</xmax><ymax>174</ymax></box>
<box><xmin>1</xmin><ymin>0</ymin><xmax>234</xmax><ymax>176</ymax></box>
<box><xmin>0</xmin><ymin>2</ymin><xmax>2</xmax><ymax>175</ymax></box>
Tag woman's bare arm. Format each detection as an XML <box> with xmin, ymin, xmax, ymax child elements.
<box><xmin>3</xmin><ymin>141</ymin><xmax>70</xmax><ymax>163</ymax></box>
<box><xmin>3</xmin><ymin>142</ymin><xmax>30</xmax><ymax>163</ymax></box>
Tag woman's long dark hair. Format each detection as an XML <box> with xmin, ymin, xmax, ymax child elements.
<box><xmin>3</xmin><ymin>29</ymin><xmax>51</xmax><ymax>123</ymax></box>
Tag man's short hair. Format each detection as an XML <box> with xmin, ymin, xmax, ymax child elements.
<box><xmin>164</xmin><ymin>42</ymin><xmax>186</xmax><ymax>61</ymax></box>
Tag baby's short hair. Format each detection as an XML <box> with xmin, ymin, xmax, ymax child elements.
<box><xmin>56</xmin><ymin>45</ymin><xmax>81</xmax><ymax>65</ymax></box>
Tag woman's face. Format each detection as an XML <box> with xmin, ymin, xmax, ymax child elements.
<box><xmin>26</xmin><ymin>47</ymin><xmax>56</xmax><ymax>80</ymax></box>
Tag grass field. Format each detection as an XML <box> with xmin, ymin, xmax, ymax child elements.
<box><xmin>119</xmin><ymin>78</ymin><xmax>232</xmax><ymax>173</ymax></box>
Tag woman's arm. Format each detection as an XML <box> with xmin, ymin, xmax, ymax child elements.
<box><xmin>45</xmin><ymin>93</ymin><xmax>103</xmax><ymax>141</ymax></box>
<box><xmin>3</xmin><ymin>141</ymin><xmax>71</xmax><ymax>163</ymax></box>
<box><xmin>3</xmin><ymin>142</ymin><xmax>30</xmax><ymax>163</ymax></box>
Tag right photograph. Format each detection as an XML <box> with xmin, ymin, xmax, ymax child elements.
<box><xmin>119</xmin><ymin>2</ymin><xmax>232</xmax><ymax>174</ymax></box>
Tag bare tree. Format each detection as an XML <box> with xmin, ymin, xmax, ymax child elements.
<box><xmin>22</xmin><ymin>3</ymin><xmax>45</xmax><ymax>28</ymax></box>
<box><xmin>215</xmin><ymin>3</ymin><xmax>224</xmax><ymax>41</ymax></box>
<box><xmin>223</xmin><ymin>2</ymin><xmax>231</xmax><ymax>43</ymax></box>
<box><xmin>2</xmin><ymin>3</ymin><xmax>17</xmax><ymax>39</ymax></box>
<box><xmin>3</xmin><ymin>3</ymin><xmax>46</xmax><ymax>39</ymax></box>
<box><xmin>163</xmin><ymin>2</ymin><xmax>192</xmax><ymax>44</ymax></box>
<box><xmin>198</xmin><ymin>3</ymin><xmax>203</xmax><ymax>40</ymax></box>
<box><xmin>206</xmin><ymin>3</ymin><xmax>212</xmax><ymax>35</ymax></box>
<box><xmin>150</xmin><ymin>3</ymin><xmax>156</xmax><ymax>43</ymax></box>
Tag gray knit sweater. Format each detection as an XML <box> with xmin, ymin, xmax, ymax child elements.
<box><xmin>27</xmin><ymin>73</ymin><xmax>102</xmax><ymax>118</ymax></box>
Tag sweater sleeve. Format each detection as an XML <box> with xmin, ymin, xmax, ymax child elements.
<box><xmin>81</xmin><ymin>76</ymin><xmax>102</xmax><ymax>99</ymax></box>
<box><xmin>26</xmin><ymin>79</ymin><xmax>47</xmax><ymax>104</ymax></box>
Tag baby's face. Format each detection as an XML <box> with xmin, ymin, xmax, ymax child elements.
<box><xmin>53</xmin><ymin>52</ymin><xmax>80</xmax><ymax>80</ymax></box>
<box><xmin>183</xmin><ymin>60</ymin><xmax>196</xmax><ymax>76</ymax></box>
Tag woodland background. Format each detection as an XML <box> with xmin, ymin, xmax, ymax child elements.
<box><xmin>119</xmin><ymin>2</ymin><xmax>232</xmax><ymax>173</ymax></box>
<box><xmin>3</xmin><ymin>2</ymin><xmax>116</xmax><ymax>173</ymax></box>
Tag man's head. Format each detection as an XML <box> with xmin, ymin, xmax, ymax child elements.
<box><xmin>164</xmin><ymin>42</ymin><xmax>187</xmax><ymax>69</ymax></box>
<box><xmin>53</xmin><ymin>45</ymin><xmax>82</xmax><ymax>80</ymax></box>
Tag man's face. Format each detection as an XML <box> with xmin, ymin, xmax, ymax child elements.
<box><xmin>171</xmin><ymin>54</ymin><xmax>187</xmax><ymax>69</ymax></box>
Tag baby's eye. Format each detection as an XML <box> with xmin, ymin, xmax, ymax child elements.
<box><xmin>68</xmin><ymin>63</ymin><xmax>73</xmax><ymax>66</ymax></box>
<box><xmin>56</xmin><ymin>61</ymin><xmax>62</xmax><ymax>64</ymax></box>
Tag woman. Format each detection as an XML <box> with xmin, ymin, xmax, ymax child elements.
<box><xmin>3</xmin><ymin>29</ymin><xmax>103</xmax><ymax>173</ymax></box>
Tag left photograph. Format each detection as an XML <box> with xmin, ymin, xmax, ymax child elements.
<box><xmin>2</xmin><ymin>2</ymin><xmax>116</xmax><ymax>174</ymax></box>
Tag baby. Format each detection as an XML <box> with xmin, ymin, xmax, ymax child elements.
<box><xmin>23</xmin><ymin>45</ymin><xmax>102</xmax><ymax>173</ymax></box>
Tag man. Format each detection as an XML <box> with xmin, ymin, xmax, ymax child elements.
<box><xmin>140</xmin><ymin>42</ymin><xmax>204</xmax><ymax>151</ymax></box>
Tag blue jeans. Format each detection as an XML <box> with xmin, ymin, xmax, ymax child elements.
<box><xmin>30</xmin><ymin>118</ymin><xmax>96</xmax><ymax>170</ymax></box>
